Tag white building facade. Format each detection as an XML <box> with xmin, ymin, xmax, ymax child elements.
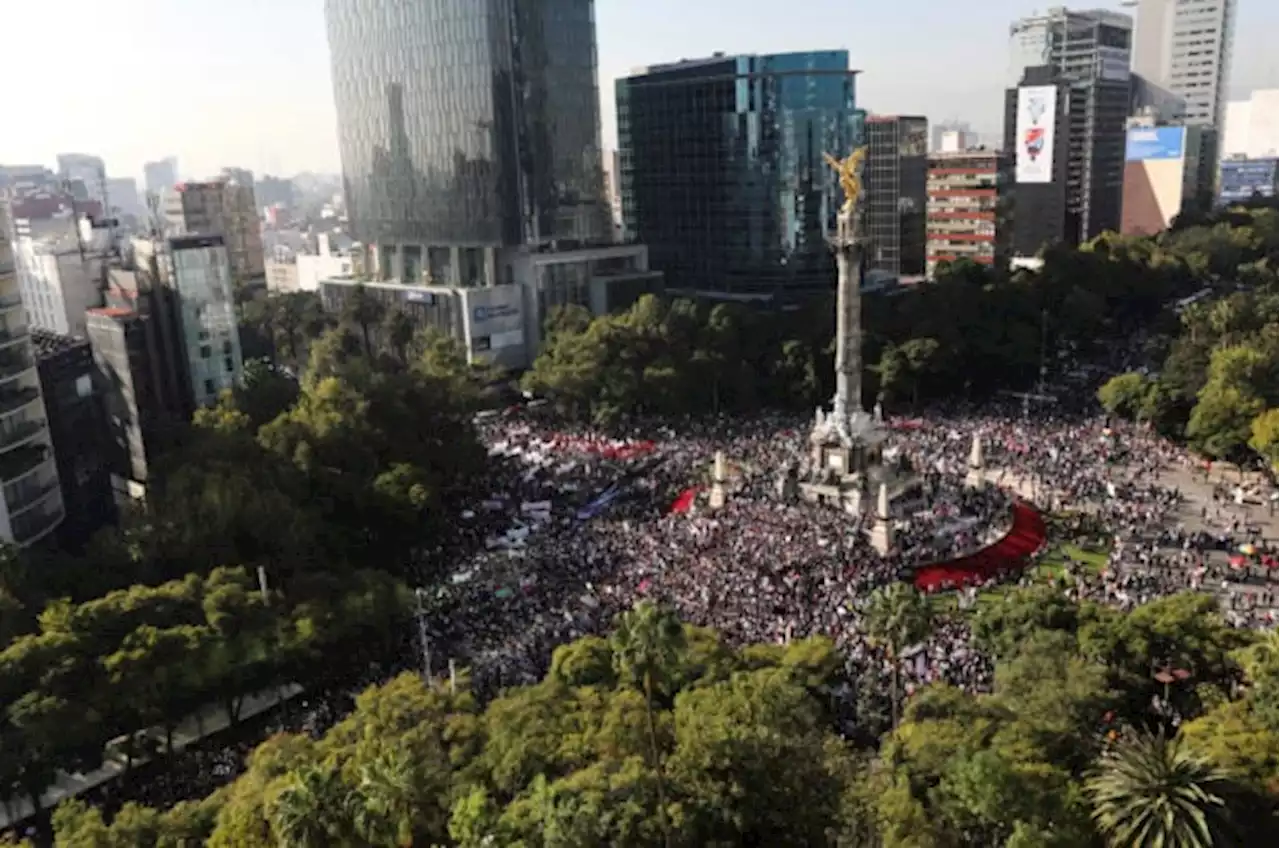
<box><xmin>12</xmin><ymin>218</ymin><xmax>103</xmax><ymax>338</ymax></box>
<box><xmin>1129</xmin><ymin>0</ymin><xmax>1235</xmax><ymax>130</ymax></box>
<box><xmin>1221</xmin><ymin>89</ymin><xmax>1279</xmax><ymax>159</ymax></box>
<box><xmin>0</xmin><ymin>202</ymin><xmax>66</xmax><ymax>546</ymax></box>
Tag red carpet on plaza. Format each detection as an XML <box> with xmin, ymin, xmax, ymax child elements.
<box><xmin>913</xmin><ymin>502</ymin><xmax>1047</xmax><ymax>593</ymax></box>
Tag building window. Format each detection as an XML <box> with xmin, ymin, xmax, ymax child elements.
<box><xmin>204</xmin><ymin>379</ymin><xmax>215</xmax><ymax>396</ymax></box>
<box><xmin>200</xmin><ymin>344</ymin><xmax>211</xmax><ymax>359</ymax></box>
<box><xmin>75</xmin><ymin>374</ymin><xmax>92</xmax><ymax>398</ymax></box>
<box><xmin>224</xmin><ymin>356</ymin><xmax>234</xmax><ymax>373</ymax></box>
<box><xmin>222</xmin><ymin>339</ymin><xmax>232</xmax><ymax>355</ymax></box>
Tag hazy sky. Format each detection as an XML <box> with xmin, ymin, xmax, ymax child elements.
<box><xmin>3</xmin><ymin>0</ymin><xmax>1276</xmax><ymax>183</ymax></box>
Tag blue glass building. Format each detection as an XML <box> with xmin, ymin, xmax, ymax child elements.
<box><xmin>616</xmin><ymin>51</ymin><xmax>860</xmax><ymax>295</ymax></box>
<box><xmin>1218</xmin><ymin>158</ymin><xmax>1278</xmax><ymax>205</ymax></box>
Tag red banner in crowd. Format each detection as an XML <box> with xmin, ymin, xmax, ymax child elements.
<box><xmin>547</xmin><ymin>434</ymin><xmax>656</xmax><ymax>460</ymax></box>
<box><xmin>669</xmin><ymin>487</ymin><xmax>701</xmax><ymax>514</ymax></box>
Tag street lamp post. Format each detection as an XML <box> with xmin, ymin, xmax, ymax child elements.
<box><xmin>414</xmin><ymin>588</ymin><xmax>432</xmax><ymax>681</ymax></box>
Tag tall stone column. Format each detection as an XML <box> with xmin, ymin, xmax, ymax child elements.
<box><xmin>831</xmin><ymin>208</ymin><xmax>864</xmax><ymax>436</ymax></box>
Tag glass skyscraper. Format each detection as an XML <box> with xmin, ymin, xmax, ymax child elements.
<box><xmin>616</xmin><ymin>51</ymin><xmax>860</xmax><ymax>295</ymax></box>
<box><xmin>324</xmin><ymin>0</ymin><xmax>609</xmax><ymax>265</ymax></box>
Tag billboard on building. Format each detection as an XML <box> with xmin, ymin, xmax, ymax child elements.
<box><xmin>461</xmin><ymin>285</ymin><xmax>526</xmax><ymax>369</ymax></box>
<box><xmin>1219</xmin><ymin>158</ymin><xmax>1279</xmax><ymax>204</ymax></box>
<box><xmin>1122</xmin><ymin>128</ymin><xmax>1188</xmax><ymax>236</ymax></box>
<box><xmin>1126</xmin><ymin>127</ymin><xmax>1186</xmax><ymax>161</ymax></box>
<box><xmin>1015</xmin><ymin>86</ymin><xmax>1057</xmax><ymax>183</ymax></box>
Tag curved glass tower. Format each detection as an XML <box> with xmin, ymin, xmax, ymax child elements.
<box><xmin>325</xmin><ymin>0</ymin><xmax>608</xmax><ymax>255</ymax></box>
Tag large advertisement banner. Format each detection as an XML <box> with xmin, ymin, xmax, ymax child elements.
<box><xmin>1125</xmin><ymin>127</ymin><xmax>1186</xmax><ymax>162</ymax></box>
<box><xmin>1015</xmin><ymin>86</ymin><xmax>1058</xmax><ymax>184</ymax></box>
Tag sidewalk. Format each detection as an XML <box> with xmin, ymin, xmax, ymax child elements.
<box><xmin>0</xmin><ymin>683</ymin><xmax>303</xmax><ymax>830</ymax></box>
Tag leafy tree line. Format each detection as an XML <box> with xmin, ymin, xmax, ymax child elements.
<box><xmin>1095</xmin><ymin>204</ymin><xmax>1280</xmax><ymax>466</ymax></box>
<box><xmin>29</xmin><ymin>592</ymin><xmax>1277</xmax><ymax>847</ymax></box>
<box><xmin>525</xmin><ymin>206</ymin><xmax>1277</xmax><ymax>427</ymax></box>
<box><xmin>0</xmin><ymin>310</ymin><xmax>496</xmax><ymax>834</ymax></box>
<box><xmin>0</xmin><ymin>567</ymin><xmax>407</xmax><ymax>825</ymax></box>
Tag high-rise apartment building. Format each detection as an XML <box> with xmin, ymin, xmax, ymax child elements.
<box><xmin>926</xmin><ymin>149</ymin><xmax>1010</xmax><ymax>278</ymax></box>
<box><xmin>1128</xmin><ymin>0</ymin><xmax>1235</xmax><ymax>131</ymax></box>
<box><xmin>617</xmin><ymin>51</ymin><xmax>861</xmax><ymax>295</ymax></box>
<box><xmin>0</xmin><ymin>201</ymin><xmax>66</xmax><ymax>546</ymax></box>
<box><xmin>144</xmin><ymin>158</ymin><xmax>178</xmax><ymax>195</ymax></box>
<box><xmin>1005</xmin><ymin>8</ymin><xmax>1132</xmax><ymax>253</ymax></box>
<box><xmin>865</xmin><ymin>115</ymin><xmax>928</xmax><ymax>278</ymax></box>
<box><xmin>325</xmin><ymin>0</ymin><xmax>609</xmax><ymax>271</ymax></box>
<box><xmin>164</xmin><ymin>180</ymin><xmax>265</xmax><ymax>285</ymax></box>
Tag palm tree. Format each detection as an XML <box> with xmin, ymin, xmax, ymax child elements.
<box><xmin>610</xmin><ymin>600</ymin><xmax>685</xmax><ymax>848</ymax></box>
<box><xmin>1086</xmin><ymin>729</ymin><xmax>1235</xmax><ymax>848</ymax></box>
<box><xmin>863</xmin><ymin>583</ymin><xmax>933</xmax><ymax>728</ymax></box>
<box><xmin>356</xmin><ymin>749</ymin><xmax>422</xmax><ymax>847</ymax></box>
<box><xmin>343</xmin><ymin>284</ymin><xmax>385</xmax><ymax>358</ymax></box>
<box><xmin>272</xmin><ymin>762</ymin><xmax>362</xmax><ymax>847</ymax></box>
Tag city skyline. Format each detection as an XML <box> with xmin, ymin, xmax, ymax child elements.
<box><xmin>1</xmin><ymin>0</ymin><xmax>1277</xmax><ymax>182</ymax></box>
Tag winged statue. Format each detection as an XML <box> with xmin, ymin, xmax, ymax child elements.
<box><xmin>823</xmin><ymin>147</ymin><xmax>867</xmax><ymax>216</ymax></box>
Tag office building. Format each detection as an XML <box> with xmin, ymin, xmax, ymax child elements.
<box><xmin>88</xmin><ymin>305</ymin><xmax>174</xmax><ymax>501</ymax></box>
<box><xmin>1218</xmin><ymin>157</ymin><xmax>1279</xmax><ymax>204</ymax></box>
<box><xmin>164</xmin><ymin>234</ymin><xmax>244</xmax><ymax>407</ymax></box>
<box><xmin>1004</xmin><ymin>8</ymin><xmax>1132</xmax><ymax>253</ymax></box>
<box><xmin>320</xmin><ymin>242</ymin><xmax>660</xmax><ymax>369</ymax></box>
<box><xmin>56</xmin><ymin>153</ymin><xmax>107</xmax><ymax>208</ymax></box>
<box><xmin>1121</xmin><ymin>125</ymin><xmax>1208</xmax><ymax>234</ymax></box>
<box><xmin>12</xmin><ymin>217</ymin><xmax>105</xmax><ymax>337</ymax></box>
<box><xmin>164</xmin><ymin>180</ymin><xmax>265</xmax><ymax>285</ymax></box>
<box><xmin>865</xmin><ymin>115</ymin><xmax>928</xmax><ymax>278</ymax></box>
<box><xmin>322</xmin><ymin>0</ymin><xmax>664</xmax><ymax>364</ymax></box>
<box><xmin>143</xmin><ymin>158</ymin><xmax>178</xmax><ymax>195</ymax></box>
<box><xmin>0</xmin><ymin>201</ymin><xmax>66</xmax><ymax>546</ymax></box>
<box><xmin>32</xmin><ymin>330</ymin><xmax>114</xmax><ymax>548</ymax></box>
<box><xmin>1222</xmin><ymin>90</ymin><xmax>1279</xmax><ymax>159</ymax></box>
<box><xmin>1129</xmin><ymin>0</ymin><xmax>1235</xmax><ymax>132</ymax></box>
<box><xmin>325</xmin><ymin>0</ymin><xmax>609</xmax><ymax>267</ymax></box>
<box><xmin>926</xmin><ymin>148</ymin><xmax>1010</xmax><ymax>278</ymax></box>
<box><xmin>617</xmin><ymin>51</ymin><xmax>861</xmax><ymax>295</ymax></box>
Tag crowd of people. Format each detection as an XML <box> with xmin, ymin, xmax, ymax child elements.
<box><xmin>51</xmin><ymin>399</ymin><xmax>1278</xmax><ymax>824</ymax></box>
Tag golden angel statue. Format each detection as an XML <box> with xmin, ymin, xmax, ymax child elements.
<box><xmin>824</xmin><ymin>147</ymin><xmax>867</xmax><ymax>215</ymax></box>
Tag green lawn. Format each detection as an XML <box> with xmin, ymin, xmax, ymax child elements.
<box><xmin>925</xmin><ymin>536</ymin><xmax>1109</xmax><ymax>618</ymax></box>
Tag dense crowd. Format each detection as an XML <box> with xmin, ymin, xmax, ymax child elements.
<box><xmin>52</xmin><ymin>400</ymin><xmax>1278</xmax><ymax>824</ymax></box>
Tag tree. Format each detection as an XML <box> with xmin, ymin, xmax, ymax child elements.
<box><xmin>270</xmin><ymin>762</ymin><xmax>362</xmax><ymax>848</ymax></box>
<box><xmin>1248</xmin><ymin>408</ymin><xmax>1279</xmax><ymax>471</ymax></box>
<box><xmin>1187</xmin><ymin>383</ymin><xmax>1266</xmax><ymax>460</ymax></box>
<box><xmin>863</xmin><ymin>583</ymin><xmax>933</xmax><ymax>727</ymax></box>
<box><xmin>898</xmin><ymin>337</ymin><xmax>940</xmax><ymax>410</ymax></box>
<box><xmin>1086</xmin><ymin>729</ymin><xmax>1235</xmax><ymax>848</ymax></box>
<box><xmin>1097</xmin><ymin>372</ymin><xmax>1151</xmax><ymax>420</ymax></box>
<box><xmin>341</xmin><ymin>285</ymin><xmax>385</xmax><ymax>358</ymax></box>
<box><xmin>609</xmin><ymin>601</ymin><xmax>685</xmax><ymax>848</ymax></box>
